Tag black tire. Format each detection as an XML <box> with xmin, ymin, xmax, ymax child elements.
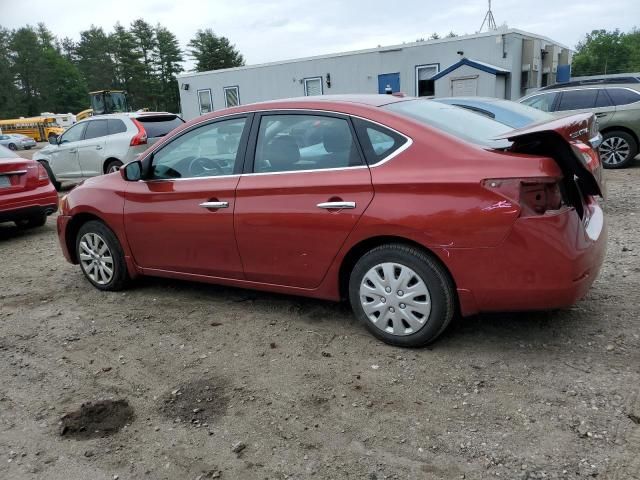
<box><xmin>349</xmin><ymin>244</ymin><xmax>455</xmax><ymax>347</ymax></box>
<box><xmin>600</xmin><ymin>130</ymin><xmax>638</xmax><ymax>169</ymax></box>
<box><xmin>105</xmin><ymin>159</ymin><xmax>123</xmax><ymax>174</ymax></box>
<box><xmin>15</xmin><ymin>213</ymin><xmax>47</xmax><ymax>229</ymax></box>
<box><xmin>8</xmin><ymin>143</ymin><xmax>17</xmax><ymax>151</ymax></box>
<box><xmin>38</xmin><ymin>160</ymin><xmax>61</xmax><ymax>191</ymax></box>
<box><xmin>76</xmin><ymin>220</ymin><xmax>130</xmax><ymax>291</ymax></box>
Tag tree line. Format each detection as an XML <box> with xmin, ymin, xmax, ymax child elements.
<box><xmin>571</xmin><ymin>28</ymin><xmax>640</xmax><ymax>77</ymax></box>
<box><xmin>0</xmin><ymin>21</ymin><xmax>244</xmax><ymax>119</ymax></box>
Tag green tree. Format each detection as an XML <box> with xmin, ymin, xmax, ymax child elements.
<box><xmin>188</xmin><ymin>28</ymin><xmax>244</xmax><ymax>72</ymax></box>
<box><xmin>110</xmin><ymin>23</ymin><xmax>144</xmax><ymax>108</ymax></box>
<box><xmin>76</xmin><ymin>26</ymin><xmax>115</xmax><ymax>90</ymax></box>
<box><xmin>0</xmin><ymin>27</ymin><xmax>20</xmax><ymax>118</ymax></box>
<box><xmin>131</xmin><ymin>19</ymin><xmax>159</xmax><ymax>109</ymax></box>
<box><xmin>9</xmin><ymin>26</ymin><xmax>42</xmax><ymax>116</ymax></box>
<box><xmin>572</xmin><ymin>29</ymin><xmax>631</xmax><ymax>76</ymax></box>
<box><xmin>429</xmin><ymin>32</ymin><xmax>441</xmax><ymax>40</ymax></box>
<box><xmin>154</xmin><ymin>25</ymin><xmax>183</xmax><ymax>112</ymax></box>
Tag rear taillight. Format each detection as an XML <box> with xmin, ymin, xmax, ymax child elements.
<box><xmin>130</xmin><ymin>119</ymin><xmax>147</xmax><ymax>146</ymax></box>
<box><xmin>571</xmin><ymin>141</ymin><xmax>601</xmax><ymax>173</ymax></box>
<box><xmin>482</xmin><ymin>178</ymin><xmax>563</xmax><ymax>217</ymax></box>
<box><xmin>37</xmin><ymin>163</ymin><xmax>50</xmax><ymax>185</ymax></box>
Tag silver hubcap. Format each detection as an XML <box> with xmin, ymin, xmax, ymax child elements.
<box><xmin>359</xmin><ymin>262</ymin><xmax>431</xmax><ymax>336</ymax></box>
<box><xmin>600</xmin><ymin>137</ymin><xmax>630</xmax><ymax>165</ymax></box>
<box><xmin>79</xmin><ymin>233</ymin><xmax>114</xmax><ymax>285</ymax></box>
<box><xmin>107</xmin><ymin>164</ymin><xmax>121</xmax><ymax>173</ymax></box>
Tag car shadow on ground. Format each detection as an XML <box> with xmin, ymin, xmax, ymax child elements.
<box><xmin>0</xmin><ymin>222</ymin><xmax>53</xmax><ymax>241</ymax></box>
<box><xmin>130</xmin><ymin>274</ymin><xmax>582</xmax><ymax>351</ymax></box>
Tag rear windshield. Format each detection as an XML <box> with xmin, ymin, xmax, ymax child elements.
<box><xmin>136</xmin><ymin>115</ymin><xmax>185</xmax><ymax>139</ymax></box>
<box><xmin>384</xmin><ymin>100</ymin><xmax>512</xmax><ymax>148</ymax></box>
<box><xmin>0</xmin><ymin>144</ymin><xmax>19</xmax><ymax>158</ymax></box>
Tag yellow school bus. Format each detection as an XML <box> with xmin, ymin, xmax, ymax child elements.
<box><xmin>0</xmin><ymin>117</ymin><xmax>65</xmax><ymax>142</ymax></box>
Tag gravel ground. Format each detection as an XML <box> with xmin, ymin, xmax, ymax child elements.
<box><xmin>1</xmin><ymin>152</ymin><xmax>639</xmax><ymax>480</ymax></box>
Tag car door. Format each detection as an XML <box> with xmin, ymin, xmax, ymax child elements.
<box><xmin>50</xmin><ymin>122</ymin><xmax>86</xmax><ymax>180</ymax></box>
<box><xmin>234</xmin><ymin>112</ymin><xmax>374</xmax><ymax>288</ymax></box>
<box><xmin>77</xmin><ymin>119</ymin><xmax>108</xmax><ymax>177</ymax></box>
<box><xmin>123</xmin><ymin>115</ymin><xmax>250</xmax><ymax>278</ymax></box>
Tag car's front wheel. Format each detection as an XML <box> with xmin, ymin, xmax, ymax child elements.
<box><xmin>349</xmin><ymin>244</ymin><xmax>455</xmax><ymax>347</ymax></box>
<box><xmin>7</xmin><ymin>143</ymin><xmax>17</xmax><ymax>151</ymax></box>
<box><xmin>600</xmin><ymin>131</ymin><xmax>638</xmax><ymax>169</ymax></box>
<box><xmin>76</xmin><ymin>220</ymin><xmax>130</xmax><ymax>291</ymax></box>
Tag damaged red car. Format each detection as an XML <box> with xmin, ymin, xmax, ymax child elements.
<box><xmin>56</xmin><ymin>95</ymin><xmax>606</xmax><ymax>347</ymax></box>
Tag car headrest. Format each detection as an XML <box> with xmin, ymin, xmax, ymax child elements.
<box><xmin>322</xmin><ymin>125</ymin><xmax>352</xmax><ymax>153</ymax></box>
<box><xmin>262</xmin><ymin>135</ymin><xmax>300</xmax><ymax>170</ymax></box>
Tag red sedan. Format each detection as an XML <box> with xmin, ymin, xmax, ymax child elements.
<box><xmin>56</xmin><ymin>95</ymin><xmax>606</xmax><ymax>347</ymax></box>
<box><xmin>0</xmin><ymin>145</ymin><xmax>58</xmax><ymax>229</ymax></box>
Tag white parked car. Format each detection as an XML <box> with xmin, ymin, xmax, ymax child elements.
<box><xmin>34</xmin><ymin>112</ymin><xmax>184</xmax><ymax>189</ymax></box>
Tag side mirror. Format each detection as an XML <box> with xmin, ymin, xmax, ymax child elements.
<box><xmin>49</xmin><ymin>135</ymin><xmax>59</xmax><ymax>145</ymax></box>
<box><xmin>121</xmin><ymin>160</ymin><xmax>142</xmax><ymax>181</ymax></box>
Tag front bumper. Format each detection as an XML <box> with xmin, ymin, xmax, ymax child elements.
<box><xmin>447</xmin><ymin>202</ymin><xmax>607</xmax><ymax>316</ymax></box>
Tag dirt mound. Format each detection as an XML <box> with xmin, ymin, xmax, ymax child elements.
<box><xmin>60</xmin><ymin>399</ymin><xmax>134</xmax><ymax>439</ymax></box>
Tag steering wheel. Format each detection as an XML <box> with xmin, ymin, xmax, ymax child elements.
<box><xmin>188</xmin><ymin>157</ymin><xmax>223</xmax><ymax>177</ymax></box>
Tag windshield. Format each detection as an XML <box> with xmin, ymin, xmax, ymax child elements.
<box><xmin>0</xmin><ymin>144</ymin><xmax>20</xmax><ymax>158</ymax></box>
<box><xmin>384</xmin><ymin>100</ymin><xmax>512</xmax><ymax>148</ymax></box>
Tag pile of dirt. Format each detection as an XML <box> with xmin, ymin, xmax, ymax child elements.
<box><xmin>60</xmin><ymin>399</ymin><xmax>134</xmax><ymax>439</ymax></box>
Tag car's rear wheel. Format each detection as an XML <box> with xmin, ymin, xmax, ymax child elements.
<box><xmin>76</xmin><ymin>220</ymin><xmax>129</xmax><ymax>291</ymax></box>
<box><xmin>15</xmin><ymin>213</ymin><xmax>47</xmax><ymax>229</ymax></box>
<box><xmin>105</xmin><ymin>159</ymin><xmax>123</xmax><ymax>174</ymax></box>
<box><xmin>349</xmin><ymin>244</ymin><xmax>455</xmax><ymax>347</ymax></box>
<box><xmin>600</xmin><ymin>131</ymin><xmax>638</xmax><ymax>169</ymax></box>
<box><xmin>7</xmin><ymin>143</ymin><xmax>17</xmax><ymax>151</ymax></box>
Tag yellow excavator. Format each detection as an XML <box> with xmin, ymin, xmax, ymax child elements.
<box><xmin>76</xmin><ymin>90</ymin><xmax>130</xmax><ymax>121</ymax></box>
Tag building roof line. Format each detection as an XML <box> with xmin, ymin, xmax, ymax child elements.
<box><xmin>177</xmin><ymin>27</ymin><xmax>571</xmax><ymax>79</ymax></box>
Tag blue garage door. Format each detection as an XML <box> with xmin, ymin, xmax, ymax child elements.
<box><xmin>378</xmin><ymin>73</ymin><xmax>400</xmax><ymax>94</ymax></box>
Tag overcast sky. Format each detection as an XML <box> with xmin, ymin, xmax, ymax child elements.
<box><xmin>1</xmin><ymin>0</ymin><xmax>638</xmax><ymax>68</ymax></box>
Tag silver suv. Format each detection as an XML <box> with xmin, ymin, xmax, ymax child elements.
<box><xmin>34</xmin><ymin>112</ymin><xmax>184</xmax><ymax>189</ymax></box>
<box><xmin>520</xmin><ymin>84</ymin><xmax>640</xmax><ymax>168</ymax></box>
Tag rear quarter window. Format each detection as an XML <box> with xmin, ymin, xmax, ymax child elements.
<box><xmin>107</xmin><ymin>119</ymin><xmax>127</xmax><ymax>135</ymax></box>
<box><xmin>352</xmin><ymin>118</ymin><xmax>408</xmax><ymax>165</ymax></box>
<box><xmin>136</xmin><ymin>115</ymin><xmax>185</xmax><ymax>139</ymax></box>
<box><xmin>607</xmin><ymin>88</ymin><xmax>640</xmax><ymax>106</ymax></box>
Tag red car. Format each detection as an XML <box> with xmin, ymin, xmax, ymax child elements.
<box><xmin>0</xmin><ymin>144</ymin><xmax>58</xmax><ymax>228</ymax></box>
<box><xmin>56</xmin><ymin>95</ymin><xmax>606</xmax><ymax>347</ymax></box>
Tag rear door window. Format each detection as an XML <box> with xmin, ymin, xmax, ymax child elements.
<box><xmin>352</xmin><ymin>118</ymin><xmax>408</xmax><ymax>165</ymax></box>
<box><xmin>556</xmin><ymin>90</ymin><xmax>598</xmax><ymax>111</ymax></box>
<box><xmin>136</xmin><ymin>115</ymin><xmax>185</xmax><ymax>139</ymax></box>
<box><xmin>253</xmin><ymin>114</ymin><xmax>362</xmax><ymax>173</ymax></box>
<box><xmin>607</xmin><ymin>88</ymin><xmax>640</xmax><ymax>106</ymax></box>
<box><xmin>107</xmin><ymin>119</ymin><xmax>127</xmax><ymax>135</ymax></box>
<box><xmin>83</xmin><ymin>120</ymin><xmax>109</xmax><ymax>140</ymax></box>
<box><xmin>595</xmin><ymin>89</ymin><xmax>613</xmax><ymax>108</ymax></box>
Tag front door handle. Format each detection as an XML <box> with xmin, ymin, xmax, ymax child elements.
<box><xmin>96</xmin><ymin>145</ymin><xmax>103</xmax><ymax>150</ymax></box>
<box><xmin>317</xmin><ymin>201</ymin><xmax>356</xmax><ymax>210</ymax></box>
<box><xmin>595</xmin><ymin>112</ymin><xmax>608</xmax><ymax>118</ymax></box>
<box><xmin>200</xmin><ymin>201</ymin><xmax>229</xmax><ymax>209</ymax></box>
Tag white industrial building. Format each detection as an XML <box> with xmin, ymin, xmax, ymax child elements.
<box><xmin>177</xmin><ymin>27</ymin><xmax>571</xmax><ymax>121</ymax></box>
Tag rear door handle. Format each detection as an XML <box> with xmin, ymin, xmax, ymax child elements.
<box><xmin>200</xmin><ymin>201</ymin><xmax>229</xmax><ymax>209</ymax></box>
<box><xmin>96</xmin><ymin>145</ymin><xmax>103</xmax><ymax>150</ymax></box>
<box><xmin>69</xmin><ymin>149</ymin><xmax>77</xmax><ymax>153</ymax></box>
<box><xmin>317</xmin><ymin>201</ymin><xmax>356</xmax><ymax>209</ymax></box>
<box><xmin>595</xmin><ymin>113</ymin><xmax>608</xmax><ymax>117</ymax></box>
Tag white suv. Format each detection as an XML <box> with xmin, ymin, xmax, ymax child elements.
<box><xmin>34</xmin><ymin>112</ymin><xmax>184</xmax><ymax>189</ymax></box>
